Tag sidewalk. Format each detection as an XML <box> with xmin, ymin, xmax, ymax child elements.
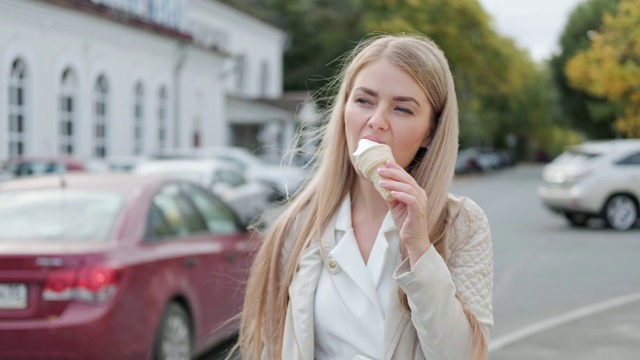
<box><xmin>489</xmin><ymin>299</ymin><xmax>640</xmax><ymax>360</ymax></box>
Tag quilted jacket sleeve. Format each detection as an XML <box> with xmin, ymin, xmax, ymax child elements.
<box><xmin>393</xmin><ymin>196</ymin><xmax>494</xmax><ymax>359</ymax></box>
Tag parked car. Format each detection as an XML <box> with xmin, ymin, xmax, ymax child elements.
<box><xmin>1</xmin><ymin>156</ymin><xmax>111</xmax><ymax>177</ymax></box>
<box><xmin>538</xmin><ymin>139</ymin><xmax>640</xmax><ymax>230</ymax></box>
<box><xmin>455</xmin><ymin>148</ymin><xmax>484</xmax><ymax>174</ymax></box>
<box><xmin>455</xmin><ymin>147</ymin><xmax>515</xmax><ymax>175</ymax></box>
<box><xmin>134</xmin><ymin>159</ymin><xmax>270</xmax><ymax>226</ymax></box>
<box><xmin>105</xmin><ymin>155</ymin><xmax>150</xmax><ymax>172</ymax></box>
<box><xmin>155</xmin><ymin>147</ymin><xmax>309</xmax><ymax>201</ymax></box>
<box><xmin>0</xmin><ymin>173</ymin><xmax>259</xmax><ymax>359</ymax></box>
<box><xmin>1</xmin><ymin>156</ymin><xmax>87</xmax><ymax>177</ymax></box>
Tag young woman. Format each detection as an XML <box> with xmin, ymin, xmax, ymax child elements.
<box><xmin>238</xmin><ymin>33</ymin><xmax>494</xmax><ymax>360</ymax></box>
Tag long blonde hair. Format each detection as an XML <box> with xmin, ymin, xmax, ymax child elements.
<box><xmin>238</xmin><ymin>33</ymin><xmax>486</xmax><ymax>359</ymax></box>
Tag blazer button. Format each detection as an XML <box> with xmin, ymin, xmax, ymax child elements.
<box><xmin>328</xmin><ymin>258</ymin><xmax>338</xmax><ymax>270</ymax></box>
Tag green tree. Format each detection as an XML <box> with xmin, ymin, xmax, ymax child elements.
<box><xmin>222</xmin><ymin>0</ymin><xmax>565</xmax><ymax>157</ymax></box>
<box><xmin>362</xmin><ymin>0</ymin><xmax>557</xmax><ymax>156</ymax></box>
<box><xmin>550</xmin><ymin>0</ymin><xmax>621</xmax><ymax>139</ymax></box>
<box><xmin>565</xmin><ymin>0</ymin><xmax>640</xmax><ymax>137</ymax></box>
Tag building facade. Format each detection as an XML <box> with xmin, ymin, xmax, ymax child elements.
<box><xmin>0</xmin><ymin>0</ymin><xmax>296</xmax><ymax>162</ymax></box>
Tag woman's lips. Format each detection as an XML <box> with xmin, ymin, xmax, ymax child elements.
<box><xmin>362</xmin><ymin>136</ymin><xmax>384</xmax><ymax>144</ymax></box>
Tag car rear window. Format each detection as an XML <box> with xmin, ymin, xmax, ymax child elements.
<box><xmin>0</xmin><ymin>190</ymin><xmax>123</xmax><ymax>242</ymax></box>
<box><xmin>552</xmin><ymin>149</ymin><xmax>600</xmax><ymax>165</ymax></box>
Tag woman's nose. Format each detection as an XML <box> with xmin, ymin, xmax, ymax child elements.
<box><xmin>367</xmin><ymin>109</ymin><xmax>389</xmax><ymax>130</ymax></box>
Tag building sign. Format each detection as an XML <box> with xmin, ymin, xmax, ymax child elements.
<box><xmin>90</xmin><ymin>0</ymin><xmax>185</xmax><ymax>30</ymax></box>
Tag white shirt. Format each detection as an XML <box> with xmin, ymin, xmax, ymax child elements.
<box><xmin>313</xmin><ymin>194</ymin><xmax>401</xmax><ymax>360</ymax></box>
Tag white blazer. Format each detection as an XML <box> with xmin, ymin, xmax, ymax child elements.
<box><xmin>277</xmin><ymin>194</ymin><xmax>494</xmax><ymax>360</ymax></box>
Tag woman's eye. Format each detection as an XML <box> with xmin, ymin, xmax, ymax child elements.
<box><xmin>355</xmin><ymin>98</ymin><xmax>372</xmax><ymax>105</ymax></box>
<box><xmin>395</xmin><ymin>107</ymin><xmax>414</xmax><ymax>115</ymax></box>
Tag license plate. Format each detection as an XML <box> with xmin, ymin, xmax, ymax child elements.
<box><xmin>0</xmin><ymin>284</ymin><xmax>27</xmax><ymax>309</ymax></box>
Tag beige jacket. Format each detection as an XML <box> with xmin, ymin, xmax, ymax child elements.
<box><xmin>277</xmin><ymin>194</ymin><xmax>493</xmax><ymax>360</ymax></box>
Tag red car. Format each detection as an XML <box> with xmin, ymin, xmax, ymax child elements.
<box><xmin>0</xmin><ymin>173</ymin><xmax>260</xmax><ymax>359</ymax></box>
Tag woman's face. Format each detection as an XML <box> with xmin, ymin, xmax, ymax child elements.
<box><xmin>345</xmin><ymin>58</ymin><xmax>434</xmax><ymax>170</ymax></box>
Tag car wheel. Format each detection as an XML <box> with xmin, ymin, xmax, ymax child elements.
<box><xmin>153</xmin><ymin>303</ymin><xmax>192</xmax><ymax>360</ymax></box>
<box><xmin>564</xmin><ymin>213</ymin><xmax>589</xmax><ymax>227</ymax></box>
<box><xmin>604</xmin><ymin>194</ymin><xmax>638</xmax><ymax>231</ymax></box>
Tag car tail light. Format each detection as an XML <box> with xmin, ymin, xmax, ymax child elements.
<box><xmin>43</xmin><ymin>267</ymin><xmax>121</xmax><ymax>303</ymax></box>
<box><xmin>42</xmin><ymin>270</ymin><xmax>76</xmax><ymax>301</ymax></box>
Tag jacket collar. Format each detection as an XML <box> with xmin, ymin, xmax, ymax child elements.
<box><xmin>335</xmin><ymin>193</ymin><xmax>397</xmax><ymax>235</ymax></box>
<box><xmin>286</xmin><ymin>197</ymin><xmax>409</xmax><ymax>360</ymax></box>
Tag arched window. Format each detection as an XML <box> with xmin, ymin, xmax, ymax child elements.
<box><xmin>94</xmin><ymin>75</ymin><xmax>109</xmax><ymax>158</ymax></box>
<box><xmin>59</xmin><ymin>68</ymin><xmax>77</xmax><ymax>155</ymax></box>
<box><xmin>8</xmin><ymin>59</ymin><xmax>27</xmax><ymax>156</ymax></box>
<box><xmin>158</xmin><ymin>87</ymin><xmax>168</xmax><ymax>151</ymax></box>
<box><xmin>133</xmin><ymin>82</ymin><xmax>144</xmax><ymax>155</ymax></box>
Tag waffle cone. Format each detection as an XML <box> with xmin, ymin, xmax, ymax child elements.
<box><xmin>353</xmin><ymin>139</ymin><xmax>395</xmax><ymax>201</ymax></box>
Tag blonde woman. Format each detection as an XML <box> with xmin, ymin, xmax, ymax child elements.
<box><xmin>238</xmin><ymin>33</ymin><xmax>493</xmax><ymax>360</ymax></box>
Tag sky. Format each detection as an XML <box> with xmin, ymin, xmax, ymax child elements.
<box><xmin>477</xmin><ymin>0</ymin><xmax>588</xmax><ymax>61</ymax></box>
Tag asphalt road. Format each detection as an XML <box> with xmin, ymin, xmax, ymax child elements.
<box><xmin>202</xmin><ymin>164</ymin><xmax>640</xmax><ymax>359</ymax></box>
<box><xmin>452</xmin><ymin>164</ymin><xmax>640</xmax><ymax>358</ymax></box>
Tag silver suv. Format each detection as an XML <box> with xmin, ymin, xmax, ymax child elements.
<box><xmin>538</xmin><ymin>139</ymin><xmax>640</xmax><ymax>230</ymax></box>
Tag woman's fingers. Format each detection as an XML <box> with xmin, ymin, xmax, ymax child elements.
<box><xmin>376</xmin><ymin>161</ymin><xmax>414</xmax><ymax>182</ymax></box>
<box><xmin>378</xmin><ymin>162</ymin><xmax>430</xmax><ymax>255</ymax></box>
<box><xmin>378</xmin><ymin>179</ymin><xmax>413</xmax><ymax>195</ymax></box>
<box><xmin>378</xmin><ymin>165</ymin><xmax>425</xmax><ymax>199</ymax></box>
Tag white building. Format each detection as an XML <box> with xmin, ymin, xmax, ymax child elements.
<box><xmin>0</xmin><ymin>0</ymin><xmax>298</xmax><ymax>162</ymax></box>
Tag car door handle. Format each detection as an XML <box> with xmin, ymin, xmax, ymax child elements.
<box><xmin>184</xmin><ymin>257</ymin><xmax>198</xmax><ymax>268</ymax></box>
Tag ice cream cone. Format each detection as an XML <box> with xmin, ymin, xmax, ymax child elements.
<box><xmin>353</xmin><ymin>139</ymin><xmax>395</xmax><ymax>201</ymax></box>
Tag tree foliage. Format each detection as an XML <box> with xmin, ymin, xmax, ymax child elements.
<box><xmin>221</xmin><ymin>0</ymin><xmax>570</xmax><ymax>158</ymax></box>
<box><xmin>550</xmin><ymin>0</ymin><xmax>621</xmax><ymax>138</ymax></box>
<box><xmin>354</xmin><ymin>0</ymin><xmax>558</xmax><ymax>154</ymax></box>
<box><xmin>565</xmin><ymin>0</ymin><xmax>640</xmax><ymax>137</ymax></box>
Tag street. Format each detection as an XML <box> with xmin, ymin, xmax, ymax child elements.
<box><xmin>203</xmin><ymin>164</ymin><xmax>640</xmax><ymax>359</ymax></box>
<box><xmin>452</xmin><ymin>164</ymin><xmax>640</xmax><ymax>358</ymax></box>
